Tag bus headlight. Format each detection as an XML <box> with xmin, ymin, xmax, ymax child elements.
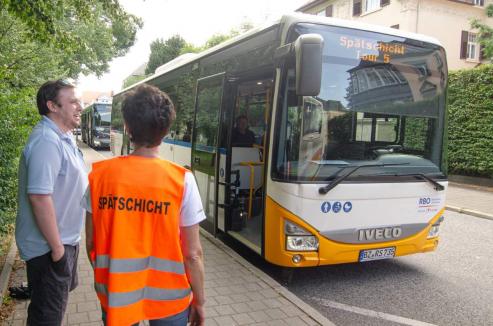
<box><xmin>285</xmin><ymin>220</ymin><xmax>319</xmax><ymax>251</ymax></box>
<box><xmin>427</xmin><ymin>224</ymin><xmax>440</xmax><ymax>239</ymax></box>
<box><xmin>427</xmin><ymin>215</ymin><xmax>444</xmax><ymax>239</ymax></box>
<box><xmin>286</xmin><ymin>236</ymin><xmax>319</xmax><ymax>251</ymax></box>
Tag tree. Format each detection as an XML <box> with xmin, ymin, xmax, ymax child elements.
<box><xmin>204</xmin><ymin>21</ymin><xmax>254</xmax><ymax>49</ymax></box>
<box><xmin>0</xmin><ymin>2</ymin><xmax>142</xmax><ymax>236</ymax></box>
<box><xmin>146</xmin><ymin>35</ymin><xmax>189</xmax><ymax>74</ymax></box>
<box><xmin>1</xmin><ymin>0</ymin><xmax>142</xmax><ymax>77</ymax></box>
<box><xmin>122</xmin><ymin>74</ymin><xmax>148</xmax><ymax>89</ymax></box>
<box><xmin>471</xmin><ymin>4</ymin><xmax>493</xmax><ymax>60</ymax></box>
<box><xmin>0</xmin><ymin>10</ymin><xmax>67</xmax><ymax>88</ymax></box>
<box><xmin>145</xmin><ymin>21</ymin><xmax>254</xmax><ymax>76</ymax></box>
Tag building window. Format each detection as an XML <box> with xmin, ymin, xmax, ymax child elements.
<box><xmin>473</xmin><ymin>0</ymin><xmax>484</xmax><ymax>6</ymax></box>
<box><xmin>316</xmin><ymin>5</ymin><xmax>333</xmax><ymax>16</ymax></box>
<box><xmin>326</xmin><ymin>4</ymin><xmax>333</xmax><ymax>17</ymax></box>
<box><xmin>365</xmin><ymin>0</ymin><xmax>381</xmax><ymax>12</ymax></box>
<box><xmin>461</xmin><ymin>30</ymin><xmax>482</xmax><ymax>61</ymax></box>
<box><xmin>467</xmin><ymin>33</ymin><xmax>479</xmax><ymax>60</ymax></box>
<box><xmin>354</xmin><ymin>0</ymin><xmax>389</xmax><ymax>16</ymax></box>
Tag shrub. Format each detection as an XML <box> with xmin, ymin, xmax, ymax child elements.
<box><xmin>0</xmin><ymin>86</ymin><xmax>39</xmax><ymax>235</ymax></box>
<box><xmin>447</xmin><ymin>65</ymin><xmax>493</xmax><ymax>178</ymax></box>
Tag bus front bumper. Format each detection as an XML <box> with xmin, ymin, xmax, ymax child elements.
<box><xmin>265</xmin><ymin>196</ymin><xmax>443</xmax><ymax>267</ymax></box>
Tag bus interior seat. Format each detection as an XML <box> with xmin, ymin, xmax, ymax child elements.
<box><xmin>231</xmin><ymin>147</ymin><xmax>263</xmax><ymax>191</ymax></box>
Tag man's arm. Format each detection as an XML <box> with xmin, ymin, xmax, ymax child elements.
<box><xmin>28</xmin><ymin>194</ymin><xmax>65</xmax><ymax>262</ymax></box>
<box><xmin>180</xmin><ymin>223</ymin><xmax>205</xmax><ymax>326</ymax></box>
<box><xmin>85</xmin><ymin>212</ymin><xmax>94</xmax><ymax>268</ymax></box>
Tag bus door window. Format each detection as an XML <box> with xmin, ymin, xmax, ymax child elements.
<box><xmin>228</xmin><ymin>77</ymin><xmax>272</xmax><ymax>250</ymax></box>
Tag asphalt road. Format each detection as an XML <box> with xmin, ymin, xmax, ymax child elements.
<box><xmin>270</xmin><ymin>210</ymin><xmax>493</xmax><ymax>326</ymax></box>
<box><xmin>95</xmin><ymin>148</ymin><xmax>493</xmax><ymax>326</ymax></box>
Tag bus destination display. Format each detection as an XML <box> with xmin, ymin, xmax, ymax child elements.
<box><xmin>339</xmin><ymin>36</ymin><xmax>406</xmax><ymax>63</ymax></box>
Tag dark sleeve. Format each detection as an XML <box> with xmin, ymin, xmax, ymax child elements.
<box><xmin>248</xmin><ymin>130</ymin><xmax>256</xmax><ymax>145</ymax></box>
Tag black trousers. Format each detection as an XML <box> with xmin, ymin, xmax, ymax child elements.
<box><xmin>26</xmin><ymin>244</ymin><xmax>79</xmax><ymax>326</ymax></box>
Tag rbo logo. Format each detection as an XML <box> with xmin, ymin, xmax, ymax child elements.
<box><xmin>419</xmin><ymin>197</ymin><xmax>431</xmax><ymax>205</ymax></box>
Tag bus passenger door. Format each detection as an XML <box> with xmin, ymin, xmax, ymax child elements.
<box><xmin>192</xmin><ymin>73</ymin><xmax>225</xmax><ymax>235</ymax></box>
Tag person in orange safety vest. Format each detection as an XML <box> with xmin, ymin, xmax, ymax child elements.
<box><xmin>83</xmin><ymin>84</ymin><xmax>206</xmax><ymax>325</ymax></box>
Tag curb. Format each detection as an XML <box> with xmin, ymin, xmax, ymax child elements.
<box><xmin>0</xmin><ymin>238</ymin><xmax>17</xmax><ymax>305</ymax></box>
<box><xmin>445</xmin><ymin>205</ymin><xmax>493</xmax><ymax>221</ymax></box>
<box><xmin>199</xmin><ymin>229</ymin><xmax>336</xmax><ymax>326</ymax></box>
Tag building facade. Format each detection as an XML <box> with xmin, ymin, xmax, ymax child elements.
<box><xmin>296</xmin><ymin>0</ymin><xmax>493</xmax><ymax>70</ymax></box>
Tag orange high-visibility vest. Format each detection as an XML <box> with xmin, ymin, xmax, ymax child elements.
<box><xmin>88</xmin><ymin>156</ymin><xmax>192</xmax><ymax>326</ymax></box>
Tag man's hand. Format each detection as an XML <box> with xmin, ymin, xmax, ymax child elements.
<box><xmin>188</xmin><ymin>303</ymin><xmax>205</xmax><ymax>326</ymax></box>
<box><xmin>51</xmin><ymin>245</ymin><xmax>65</xmax><ymax>262</ymax></box>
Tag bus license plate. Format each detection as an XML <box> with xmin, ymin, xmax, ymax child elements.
<box><xmin>359</xmin><ymin>247</ymin><xmax>395</xmax><ymax>262</ymax></box>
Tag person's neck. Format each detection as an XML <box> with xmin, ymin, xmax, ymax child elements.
<box><xmin>130</xmin><ymin>145</ymin><xmax>160</xmax><ymax>158</ymax></box>
<box><xmin>45</xmin><ymin>114</ymin><xmax>71</xmax><ymax>134</ymax></box>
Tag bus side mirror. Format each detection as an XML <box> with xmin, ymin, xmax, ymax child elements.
<box><xmin>294</xmin><ymin>34</ymin><xmax>323</xmax><ymax>96</ymax></box>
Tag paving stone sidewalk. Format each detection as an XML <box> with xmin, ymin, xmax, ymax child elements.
<box><xmin>3</xmin><ymin>143</ymin><xmax>333</xmax><ymax>325</ymax></box>
<box><xmin>4</xmin><ymin>233</ymin><xmax>330</xmax><ymax>325</ymax></box>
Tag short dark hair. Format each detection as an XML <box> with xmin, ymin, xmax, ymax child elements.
<box><xmin>236</xmin><ymin>115</ymin><xmax>248</xmax><ymax>126</ymax></box>
<box><xmin>122</xmin><ymin>84</ymin><xmax>176</xmax><ymax>147</ymax></box>
<box><xmin>36</xmin><ymin>79</ymin><xmax>75</xmax><ymax>115</ymax></box>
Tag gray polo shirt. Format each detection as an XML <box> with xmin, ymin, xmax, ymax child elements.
<box><xmin>16</xmin><ymin>116</ymin><xmax>88</xmax><ymax>261</ymax></box>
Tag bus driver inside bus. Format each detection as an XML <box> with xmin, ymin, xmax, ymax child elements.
<box><xmin>231</xmin><ymin>115</ymin><xmax>256</xmax><ymax>147</ymax></box>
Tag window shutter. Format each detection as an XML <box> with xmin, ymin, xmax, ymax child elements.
<box><xmin>353</xmin><ymin>0</ymin><xmax>362</xmax><ymax>16</ymax></box>
<box><xmin>460</xmin><ymin>30</ymin><xmax>468</xmax><ymax>59</ymax></box>
<box><xmin>326</xmin><ymin>4</ymin><xmax>333</xmax><ymax>17</ymax></box>
<box><xmin>381</xmin><ymin>0</ymin><xmax>390</xmax><ymax>6</ymax></box>
<box><xmin>479</xmin><ymin>44</ymin><xmax>485</xmax><ymax>61</ymax></box>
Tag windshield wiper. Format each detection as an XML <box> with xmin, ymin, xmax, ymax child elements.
<box><xmin>318</xmin><ymin>163</ymin><xmax>409</xmax><ymax>195</ymax></box>
<box><xmin>390</xmin><ymin>173</ymin><xmax>445</xmax><ymax>191</ymax></box>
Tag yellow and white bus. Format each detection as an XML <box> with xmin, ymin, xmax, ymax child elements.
<box><xmin>111</xmin><ymin>13</ymin><xmax>448</xmax><ymax>267</ymax></box>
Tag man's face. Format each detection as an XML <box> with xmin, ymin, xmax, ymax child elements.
<box><xmin>49</xmin><ymin>87</ymin><xmax>82</xmax><ymax>133</ymax></box>
<box><xmin>238</xmin><ymin>118</ymin><xmax>248</xmax><ymax>133</ymax></box>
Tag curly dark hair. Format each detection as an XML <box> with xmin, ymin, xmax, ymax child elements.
<box><xmin>122</xmin><ymin>84</ymin><xmax>176</xmax><ymax>147</ymax></box>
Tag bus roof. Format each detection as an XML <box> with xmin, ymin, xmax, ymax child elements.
<box><xmin>115</xmin><ymin>13</ymin><xmax>443</xmax><ymax>96</ymax></box>
<box><xmin>83</xmin><ymin>100</ymin><xmax>112</xmax><ymax>110</ymax></box>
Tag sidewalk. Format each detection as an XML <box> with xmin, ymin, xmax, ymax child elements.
<box><xmin>3</xmin><ymin>143</ymin><xmax>334</xmax><ymax>326</ymax></box>
<box><xmin>446</xmin><ymin>182</ymin><xmax>493</xmax><ymax>220</ymax></box>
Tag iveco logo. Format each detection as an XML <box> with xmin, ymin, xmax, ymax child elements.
<box><xmin>358</xmin><ymin>227</ymin><xmax>402</xmax><ymax>241</ymax></box>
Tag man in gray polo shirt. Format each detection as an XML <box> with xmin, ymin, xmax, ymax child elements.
<box><xmin>16</xmin><ymin>79</ymin><xmax>87</xmax><ymax>325</ymax></box>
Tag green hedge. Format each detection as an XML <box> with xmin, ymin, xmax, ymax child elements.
<box><xmin>448</xmin><ymin>65</ymin><xmax>493</xmax><ymax>178</ymax></box>
<box><xmin>0</xmin><ymin>86</ymin><xmax>39</xmax><ymax>236</ymax></box>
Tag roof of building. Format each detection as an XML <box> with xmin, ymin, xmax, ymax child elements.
<box><xmin>295</xmin><ymin>0</ymin><xmax>328</xmax><ymax>12</ymax></box>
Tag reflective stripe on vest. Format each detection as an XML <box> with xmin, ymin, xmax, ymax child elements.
<box><xmin>95</xmin><ymin>255</ymin><xmax>186</xmax><ymax>274</ymax></box>
<box><xmin>95</xmin><ymin>283</ymin><xmax>191</xmax><ymax>307</ymax></box>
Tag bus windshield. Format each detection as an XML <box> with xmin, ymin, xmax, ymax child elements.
<box><xmin>273</xmin><ymin>24</ymin><xmax>447</xmax><ymax>182</ymax></box>
<box><xmin>94</xmin><ymin>104</ymin><xmax>111</xmax><ymax>127</ymax></box>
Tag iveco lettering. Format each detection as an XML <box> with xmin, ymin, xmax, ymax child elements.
<box><xmin>358</xmin><ymin>227</ymin><xmax>403</xmax><ymax>241</ymax></box>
